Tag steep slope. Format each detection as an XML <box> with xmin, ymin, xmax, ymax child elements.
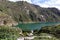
<box><xmin>0</xmin><ymin>0</ymin><xmax>60</xmax><ymax>23</ymax></box>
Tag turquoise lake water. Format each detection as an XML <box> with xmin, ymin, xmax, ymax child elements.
<box><xmin>16</xmin><ymin>22</ymin><xmax>60</xmax><ymax>31</ymax></box>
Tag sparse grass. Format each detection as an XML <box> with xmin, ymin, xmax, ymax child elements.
<box><xmin>34</xmin><ymin>33</ymin><xmax>60</xmax><ymax>40</ymax></box>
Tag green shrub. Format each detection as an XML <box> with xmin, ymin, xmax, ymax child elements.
<box><xmin>0</xmin><ymin>26</ymin><xmax>21</xmax><ymax>40</ymax></box>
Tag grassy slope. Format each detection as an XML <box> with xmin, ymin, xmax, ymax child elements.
<box><xmin>0</xmin><ymin>26</ymin><xmax>21</xmax><ymax>40</ymax></box>
<box><xmin>34</xmin><ymin>25</ymin><xmax>60</xmax><ymax>40</ymax></box>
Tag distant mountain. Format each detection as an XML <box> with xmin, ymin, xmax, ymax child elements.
<box><xmin>0</xmin><ymin>0</ymin><xmax>60</xmax><ymax>23</ymax></box>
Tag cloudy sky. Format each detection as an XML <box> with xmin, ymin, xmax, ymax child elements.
<box><xmin>9</xmin><ymin>0</ymin><xmax>60</xmax><ymax>10</ymax></box>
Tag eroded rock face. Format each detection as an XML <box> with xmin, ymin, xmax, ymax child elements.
<box><xmin>0</xmin><ymin>12</ymin><xmax>18</xmax><ymax>26</ymax></box>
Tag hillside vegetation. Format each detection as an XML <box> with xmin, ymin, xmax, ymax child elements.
<box><xmin>0</xmin><ymin>0</ymin><xmax>60</xmax><ymax>23</ymax></box>
<box><xmin>39</xmin><ymin>25</ymin><xmax>60</xmax><ymax>38</ymax></box>
<box><xmin>0</xmin><ymin>26</ymin><xmax>22</xmax><ymax>40</ymax></box>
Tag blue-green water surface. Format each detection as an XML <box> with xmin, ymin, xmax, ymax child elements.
<box><xmin>16</xmin><ymin>22</ymin><xmax>60</xmax><ymax>31</ymax></box>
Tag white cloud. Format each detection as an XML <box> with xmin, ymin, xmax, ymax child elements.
<box><xmin>32</xmin><ymin>0</ymin><xmax>60</xmax><ymax>10</ymax></box>
<box><xmin>9</xmin><ymin>0</ymin><xmax>60</xmax><ymax>10</ymax></box>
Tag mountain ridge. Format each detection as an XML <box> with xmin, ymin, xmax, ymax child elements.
<box><xmin>0</xmin><ymin>1</ymin><xmax>60</xmax><ymax>23</ymax></box>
